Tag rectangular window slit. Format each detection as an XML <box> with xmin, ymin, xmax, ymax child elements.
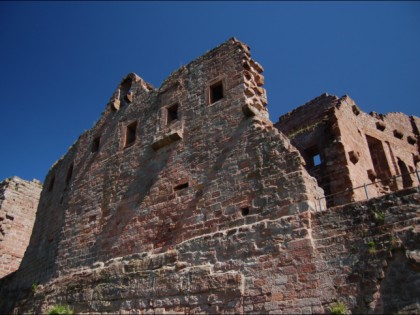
<box><xmin>166</xmin><ymin>103</ymin><xmax>179</xmax><ymax>124</ymax></box>
<box><xmin>313</xmin><ymin>154</ymin><xmax>321</xmax><ymax>166</ymax></box>
<box><xmin>210</xmin><ymin>81</ymin><xmax>224</xmax><ymax>104</ymax></box>
<box><xmin>174</xmin><ymin>182</ymin><xmax>189</xmax><ymax>191</ymax></box>
<box><xmin>92</xmin><ymin>136</ymin><xmax>100</xmax><ymax>152</ymax></box>
<box><xmin>125</xmin><ymin>121</ymin><xmax>137</xmax><ymax>148</ymax></box>
<box><xmin>66</xmin><ymin>164</ymin><xmax>73</xmax><ymax>186</ymax></box>
<box><xmin>48</xmin><ymin>176</ymin><xmax>55</xmax><ymax>192</ymax></box>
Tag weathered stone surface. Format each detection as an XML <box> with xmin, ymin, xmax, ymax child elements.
<box><xmin>276</xmin><ymin>93</ymin><xmax>420</xmax><ymax>207</ymax></box>
<box><xmin>0</xmin><ymin>38</ymin><xmax>419</xmax><ymax>315</ymax></box>
<box><xmin>0</xmin><ymin>176</ymin><xmax>42</xmax><ymax>278</ymax></box>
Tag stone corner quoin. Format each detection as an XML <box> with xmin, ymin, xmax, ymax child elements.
<box><xmin>0</xmin><ymin>37</ymin><xmax>419</xmax><ymax>315</ymax></box>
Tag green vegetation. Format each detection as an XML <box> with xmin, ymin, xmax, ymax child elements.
<box><xmin>368</xmin><ymin>241</ymin><xmax>376</xmax><ymax>255</ymax></box>
<box><xmin>287</xmin><ymin>121</ymin><xmax>322</xmax><ymax>140</ymax></box>
<box><xmin>389</xmin><ymin>234</ymin><xmax>399</xmax><ymax>250</ymax></box>
<box><xmin>374</xmin><ymin>210</ymin><xmax>385</xmax><ymax>223</ymax></box>
<box><xmin>47</xmin><ymin>304</ymin><xmax>73</xmax><ymax>315</ymax></box>
<box><xmin>329</xmin><ymin>301</ymin><xmax>347</xmax><ymax>314</ymax></box>
<box><xmin>31</xmin><ymin>283</ymin><xmax>38</xmax><ymax>293</ymax></box>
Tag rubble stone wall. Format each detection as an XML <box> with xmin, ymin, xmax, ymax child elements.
<box><xmin>0</xmin><ymin>177</ymin><xmax>42</xmax><ymax>278</ymax></box>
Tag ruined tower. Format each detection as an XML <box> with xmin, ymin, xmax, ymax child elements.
<box><xmin>276</xmin><ymin>94</ymin><xmax>420</xmax><ymax>207</ymax></box>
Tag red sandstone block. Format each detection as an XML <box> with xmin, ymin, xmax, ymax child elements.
<box><xmin>287</xmin><ymin>238</ymin><xmax>312</xmax><ymax>250</ymax></box>
<box><xmin>281</xmin><ymin>265</ymin><xmax>297</xmax><ymax>275</ymax></box>
<box><xmin>253</xmin><ymin>278</ymin><xmax>265</xmax><ymax>288</ymax></box>
<box><xmin>297</xmin><ymin>263</ymin><xmax>316</xmax><ymax>273</ymax></box>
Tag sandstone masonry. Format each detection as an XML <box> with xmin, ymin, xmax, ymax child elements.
<box><xmin>0</xmin><ymin>38</ymin><xmax>419</xmax><ymax>314</ymax></box>
<box><xmin>276</xmin><ymin>94</ymin><xmax>420</xmax><ymax>207</ymax></box>
<box><xmin>0</xmin><ymin>177</ymin><xmax>42</xmax><ymax>278</ymax></box>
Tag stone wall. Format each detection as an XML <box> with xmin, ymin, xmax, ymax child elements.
<box><xmin>1</xmin><ymin>39</ymin><xmax>419</xmax><ymax>315</ymax></box>
<box><xmin>311</xmin><ymin>187</ymin><xmax>420</xmax><ymax>314</ymax></box>
<box><xmin>0</xmin><ymin>177</ymin><xmax>42</xmax><ymax>278</ymax></box>
<box><xmin>276</xmin><ymin>94</ymin><xmax>420</xmax><ymax>207</ymax></box>
<box><xmin>1</xmin><ymin>188</ymin><xmax>418</xmax><ymax>314</ymax></box>
<box><xmin>0</xmin><ymin>38</ymin><xmax>323</xmax><ymax>313</ymax></box>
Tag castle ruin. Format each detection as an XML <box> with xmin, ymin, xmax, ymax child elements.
<box><xmin>276</xmin><ymin>93</ymin><xmax>420</xmax><ymax>207</ymax></box>
<box><xmin>0</xmin><ymin>38</ymin><xmax>419</xmax><ymax>314</ymax></box>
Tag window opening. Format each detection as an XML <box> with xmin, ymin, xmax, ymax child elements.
<box><xmin>407</xmin><ymin>136</ymin><xmax>416</xmax><ymax>145</ymax></box>
<box><xmin>352</xmin><ymin>105</ymin><xmax>360</xmax><ymax>116</ymax></box>
<box><xmin>397</xmin><ymin>158</ymin><xmax>413</xmax><ymax>188</ymax></box>
<box><xmin>120</xmin><ymin>79</ymin><xmax>132</xmax><ymax>104</ymax></box>
<box><xmin>166</xmin><ymin>103</ymin><xmax>179</xmax><ymax>125</ymax></box>
<box><xmin>125</xmin><ymin>122</ymin><xmax>137</xmax><ymax>148</ymax></box>
<box><xmin>241</xmin><ymin>207</ymin><xmax>250</xmax><ymax>216</ymax></box>
<box><xmin>366</xmin><ymin>135</ymin><xmax>391</xmax><ymax>181</ymax></box>
<box><xmin>92</xmin><ymin>136</ymin><xmax>100</xmax><ymax>153</ymax></box>
<box><xmin>48</xmin><ymin>176</ymin><xmax>55</xmax><ymax>192</ymax></box>
<box><xmin>66</xmin><ymin>164</ymin><xmax>73</xmax><ymax>186</ymax></box>
<box><xmin>313</xmin><ymin>154</ymin><xmax>321</xmax><ymax>166</ymax></box>
<box><xmin>210</xmin><ymin>81</ymin><xmax>224</xmax><ymax>104</ymax></box>
<box><xmin>305</xmin><ymin>146</ymin><xmax>322</xmax><ymax>168</ymax></box>
<box><xmin>393</xmin><ymin>130</ymin><xmax>403</xmax><ymax>139</ymax></box>
<box><xmin>376</xmin><ymin>122</ymin><xmax>386</xmax><ymax>131</ymax></box>
<box><xmin>174</xmin><ymin>182</ymin><xmax>189</xmax><ymax>191</ymax></box>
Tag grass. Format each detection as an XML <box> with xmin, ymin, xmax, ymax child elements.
<box><xmin>47</xmin><ymin>304</ymin><xmax>73</xmax><ymax>315</ymax></box>
<box><xmin>329</xmin><ymin>301</ymin><xmax>347</xmax><ymax>314</ymax></box>
<box><xmin>374</xmin><ymin>210</ymin><xmax>385</xmax><ymax>223</ymax></box>
<box><xmin>368</xmin><ymin>241</ymin><xmax>376</xmax><ymax>256</ymax></box>
<box><xmin>31</xmin><ymin>283</ymin><xmax>38</xmax><ymax>293</ymax></box>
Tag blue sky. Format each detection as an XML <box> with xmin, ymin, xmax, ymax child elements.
<box><xmin>1</xmin><ymin>1</ymin><xmax>419</xmax><ymax>183</ymax></box>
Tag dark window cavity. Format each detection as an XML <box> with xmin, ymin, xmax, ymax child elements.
<box><xmin>393</xmin><ymin>130</ymin><xmax>403</xmax><ymax>139</ymax></box>
<box><xmin>241</xmin><ymin>207</ymin><xmax>250</xmax><ymax>216</ymax></box>
<box><xmin>166</xmin><ymin>103</ymin><xmax>179</xmax><ymax>125</ymax></box>
<box><xmin>125</xmin><ymin>122</ymin><xmax>137</xmax><ymax>148</ymax></box>
<box><xmin>48</xmin><ymin>176</ymin><xmax>55</xmax><ymax>192</ymax></box>
<box><xmin>305</xmin><ymin>146</ymin><xmax>322</xmax><ymax>168</ymax></box>
<box><xmin>210</xmin><ymin>81</ymin><xmax>224</xmax><ymax>104</ymax></box>
<box><xmin>92</xmin><ymin>136</ymin><xmax>100</xmax><ymax>153</ymax></box>
<box><xmin>66</xmin><ymin>164</ymin><xmax>73</xmax><ymax>186</ymax></box>
<box><xmin>174</xmin><ymin>182</ymin><xmax>189</xmax><ymax>191</ymax></box>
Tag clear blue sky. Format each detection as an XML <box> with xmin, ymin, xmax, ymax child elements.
<box><xmin>1</xmin><ymin>1</ymin><xmax>419</xmax><ymax>183</ymax></box>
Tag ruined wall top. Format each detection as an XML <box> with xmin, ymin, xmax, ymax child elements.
<box><xmin>13</xmin><ymin>38</ymin><xmax>321</xmax><ymax>285</ymax></box>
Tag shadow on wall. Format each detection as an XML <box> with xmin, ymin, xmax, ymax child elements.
<box><xmin>374</xmin><ymin>249</ymin><xmax>420</xmax><ymax>314</ymax></box>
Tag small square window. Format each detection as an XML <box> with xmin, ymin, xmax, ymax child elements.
<box><xmin>91</xmin><ymin>136</ymin><xmax>100</xmax><ymax>153</ymax></box>
<box><xmin>393</xmin><ymin>129</ymin><xmax>403</xmax><ymax>139</ymax></box>
<box><xmin>166</xmin><ymin>103</ymin><xmax>179</xmax><ymax>125</ymax></box>
<box><xmin>241</xmin><ymin>207</ymin><xmax>250</xmax><ymax>216</ymax></box>
<box><xmin>210</xmin><ymin>81</ymin><xmax>224</xmax><ymax>104</ymax></box>
<box><xmin>305</xmin><ymin>146</ymin><xmax>322</xmax><ymax>168</ymax></box>
<box><xmin>313</xmin><ymin>154</ymin><xmax>322</xmax><ymax>166</ymax></box>
<box><xmin>125</xmin><ymin>122</ymin><xmax>137</xmax><ymax>148</ymax></box>
<box><xmin>376</xmin><ymin>122</ymin><xmax>386</xmax><ymax>131</ymax></box>
<box><xmin>407</xmin><ymin>136</ymin><xmax>416</xmax><ymax>145</ymax></box>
